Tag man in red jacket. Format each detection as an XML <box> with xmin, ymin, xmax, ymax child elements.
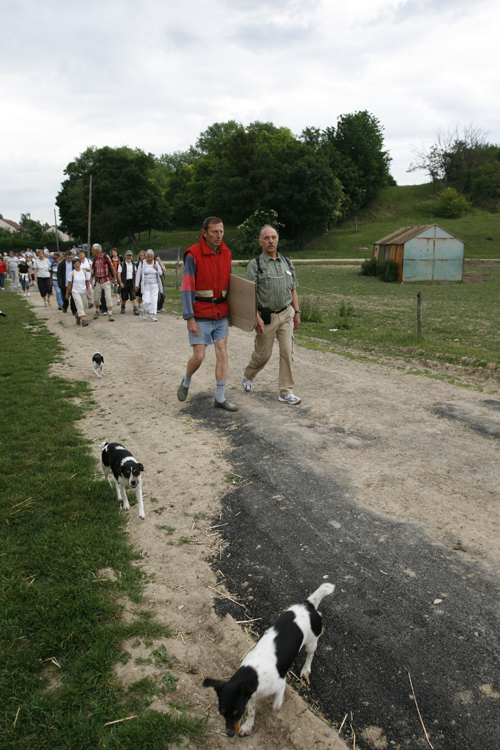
<box><xmin>177</xmin><ymin>217</ymin><xmax>238</xmax><ymax>412</ymax></box>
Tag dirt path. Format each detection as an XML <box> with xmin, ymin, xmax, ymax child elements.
<box><xmin>31</xmin><ymin>296</ymin><xmax>500</xmax><ymax>749</ymax></box>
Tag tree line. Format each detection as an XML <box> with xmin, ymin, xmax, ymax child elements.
<box><xmin>56</xmin><ymin>111</ymin><xmax>392</xmax><ymax>249</ymax></box>
<box><xmin>409</xmin><ymin>124</ymin><xmax>500</xmax><ymax>213</ymax></box>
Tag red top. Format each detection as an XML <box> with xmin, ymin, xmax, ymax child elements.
<box><xmin>181</xmin><ymin>236</ymin><xmax>231</xmax><ymax>320</ymax></box>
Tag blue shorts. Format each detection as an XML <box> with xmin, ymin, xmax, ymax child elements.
<box><xmin>188</xmin><ymin>317</ymin><xmax>229</xmax><ymax>346</ymax></box>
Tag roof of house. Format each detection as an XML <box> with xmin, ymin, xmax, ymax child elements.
<box><xmin>0</xmin><ymin>218</ymin><xmax>22</xmax><ymax>231</ymax></box>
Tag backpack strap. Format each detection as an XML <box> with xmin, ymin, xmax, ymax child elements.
<box><xmin>256</xmin><ymin>253</ymin><xmax>291</xmax><ymax>273</ymax></box>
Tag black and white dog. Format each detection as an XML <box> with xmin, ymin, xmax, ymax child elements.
<box><xmin>92</xmin><ymin>350</ymin><xmax>104</xmax><ymax>378</ymax></box>
<box><xmin>203</xmin><ymin>582</ymin><xmax>335</xmax><ymax>737</ymax></box>
<box><xmin>99</xmin><ymin>441</ymin><xmax>145</xmax><ymax>519</ymax></box>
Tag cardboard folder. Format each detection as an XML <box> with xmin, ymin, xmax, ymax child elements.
<box><xmin>227</xmin><ymin>274</ymin><xmax>256</xmax><ymax>332</ymax></box>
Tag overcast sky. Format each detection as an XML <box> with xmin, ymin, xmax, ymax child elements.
<box><xmin>2</xmin><ymin>0</ymin><xmax>499</xmax><ymax>226</ymax></box>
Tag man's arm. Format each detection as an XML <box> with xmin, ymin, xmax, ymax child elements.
<box><xmin>180</xmin><ymin>253</ymin><xmax>197</xmax><ymax>321</ymax></box>
<box><xmin>291</xmin><ymin>289</ymin><xmax>300</xmax><ymax>331</ymax></box>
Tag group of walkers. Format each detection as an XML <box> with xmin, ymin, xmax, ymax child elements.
<box><xmin>2</xmin><ymin>245</ymin><xmax>167</xmax><ymax>327</ymax></box>
<box><xmin>4</xmin><ymin>216</ymin><xmax>302</xmax><ymax>406</ymax></box>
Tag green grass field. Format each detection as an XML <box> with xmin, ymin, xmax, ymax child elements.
<box><xmin>0</xmin><ymin>293</ymin><xmax>206</xmax><ymax>749</ymax></box>
<box><xmin>160</xmin><ymin>260</ymin><xmax>500</xmax><ymax>385</ymax></box>
<box><xmin>118</xmin><ymin>183</ymin><xmax>500</xmax><ymax>261</ymax></box>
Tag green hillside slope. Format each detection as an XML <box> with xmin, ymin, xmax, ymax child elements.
<box><xmin>304</xmin><ymin>184</ymin><xmax>500</xmax><ymax>259</ymax></box>
<box><xmin>118</xmin><ymin>184</ymin><xmax>500</xmax><ymax>259</ymax></box>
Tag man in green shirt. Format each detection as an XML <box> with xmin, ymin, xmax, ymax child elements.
<box><xmin>241</xmin><ymin>225</ymin><xmax>302</xmax><ymax>404</ymax></box>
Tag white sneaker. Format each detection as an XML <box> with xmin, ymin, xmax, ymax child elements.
<box><xmin>150</xmin><ymin>315</ymin><xmax>157</xmax><ymax>322</ymax></box>
<box><xmin>241</xmin><ymin>370</ymin><xmax>253</xmax><ymax>392</ymax></box>
<box><xmin>278</xmin><ymin>393</ymin><xmax>302</xmax><ymax>405</ymax></box>
<box><xmin>141</xmin><ymin>309</ymin><xmax>147</xmax><ymax>319</ymax></box>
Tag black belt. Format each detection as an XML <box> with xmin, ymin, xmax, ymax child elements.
<box><xmin>195</xmin><ymin>296</ymin><xmax>226</xmax><ymax>304</ymax></box>
<box><xmin>259</xmin><ymin>305</ymin><xmax>289</xmax><ymax>315</ymax></box>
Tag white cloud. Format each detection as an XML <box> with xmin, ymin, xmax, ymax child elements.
<box><xmin>1</xmin><ymin>0</ymin><xmax>499</xmax><ymax>223</ymax></box>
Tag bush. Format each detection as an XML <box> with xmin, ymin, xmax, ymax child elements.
<box><xmin>361</xmin><ymin>258</ymin><xmax>378</xmax><ymax>276</ymax></box>
<box><xmin>435</xmin><ymin>187</ymin><xmax>470</xmax><ymax>218</ymax></box>
<box><xmin>376</xmin><ymin>259</ymin><xmax>399</xmax><ymax>282</ymax></box>
<box><xmin>361</xmin><ymin>257</ymin><xmax>399</xmax><ymax>282</ymax></box>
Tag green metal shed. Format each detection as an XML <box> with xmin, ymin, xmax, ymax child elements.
<box><xmin>373</xmin><ymin>224</ymin><xmax>465</xmax><ymax>282</ymax></box>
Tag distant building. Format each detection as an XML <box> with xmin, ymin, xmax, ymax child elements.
<box><xmin>46</xmin><ymin>226</ymin><xmax>72</xmax><ymax>242</ymax></box>
<box><xmin>0</xmin><ymin>218</ymin><xmax>22</xmax><ymax>233</ymax></box>
<box><xmin>373</xmin><ymin>224</ymin><xmax>465</xmax><ymax>282</ymax></box>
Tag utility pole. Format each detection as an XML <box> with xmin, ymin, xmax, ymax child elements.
<box><xmin>53</xmin><ymin>209</ymin><xmax>60</xmax><ymax>253</ymax></box>
<box><xmin>87</xmin><ymin>174</ymin><xmax>92</xmax><ymax>253</ymax></box>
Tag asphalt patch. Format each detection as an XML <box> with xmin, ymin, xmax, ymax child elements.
<box><xmin>184</xmin><ymin>393</ymin><xmax>500</xmax><ymax>750</ymax></box>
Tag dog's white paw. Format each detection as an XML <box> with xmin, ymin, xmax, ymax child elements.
<box><xmin>273</xmin><ymin>696</ymin><xmax>284</xmax><ymax>711</ymax></box>
<box><xmin>300</xmin><ymin>668</ymin><xmax>310</xmax><ymax>685</ymax></box>
<box><xmin>139</xmin><ymin>513</ymin><xmax>145</xmax><ymax>520</ymax></box>
<box><xmin>238</xmin><ymin>722</ymin><xmax>253</xmax><ymax>737</ymax></box>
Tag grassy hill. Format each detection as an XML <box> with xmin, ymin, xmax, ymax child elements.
<box><xmin>118</xmin><ymin>183</ymin><xmax>500</xmax><ymax>259</ymax></box>
<box><xmin>305</xmin><ymin>183</ymin><xmax>500</xmax><ymax>259</ymax></box>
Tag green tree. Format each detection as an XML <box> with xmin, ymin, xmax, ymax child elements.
<box><xmin>205</xmin><ymin>124</ymin><xmax>343</xmax><ymax>240</ymax></box>
<box><xmin>318</xmin><ymin>111</ymin><xmax>392</xmax><ymax>218</ymax></box>
<box><xmin>57</xmin><ymin>146</ymin><xmax>168</xmax><ymax>248</ymax></box>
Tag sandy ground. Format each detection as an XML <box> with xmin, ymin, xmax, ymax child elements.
<box><xmin>29</xmin><ymin>291</ymin><xmax>500</xmax><ymax>749</ymax></box>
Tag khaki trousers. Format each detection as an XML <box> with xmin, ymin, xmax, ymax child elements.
<box><xmin>71</xmin><ymin>291</ymin><xmax>86</xmax><ymax>318</ymax></box>
<box><xmin>93</xmin><ymin>280</ymin><xmax>113</xmax><ymax>310</ymax></box>
<box><xmin>245</xmin><ymin>306</ymin><xmax>295</xmax><ymax>396</ymax></box>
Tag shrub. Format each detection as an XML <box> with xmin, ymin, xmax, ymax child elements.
<box><xmin>361</xmin><ymin>258</ymin><xmax>399</xmax><ymax>282</ymax></box>
<box><xmin>376</xmin><ymin>259</ymin><xmax>399</xmax><ymax>283</ymax></box>
<box><xmin>361</xmin><ymin>258</ymin><xmax>378</xmax><ymax>276</ymax></box>
<box><xmin>233</xmin><ymin>209</ymin><xmax>285</xmax><ymax>257</ymax></box>
<box><xmin>435</xmin><ymin>187</ymin><xmax>470</xmax><ymax>218</ymax></box>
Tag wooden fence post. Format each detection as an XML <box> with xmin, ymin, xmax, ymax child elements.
<box><xmin>417</xmin><ymin>291</ymin><xmax>422</xmax><ymax>338</ymax></box>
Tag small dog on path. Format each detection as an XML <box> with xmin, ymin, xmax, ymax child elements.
<box><xmin>203</xmin><ymin>582</ymin><xmax>335</xmax><ymax>736</ymax></box>
<box><xmin>99</xmin><ymin>441</ymin><xmax>145</xmax><ymax>519</ymax></box>
<box><xmin>92</xmin><ymin>351</ymin><xmax>104</xmax><ymax>378</ymax></box>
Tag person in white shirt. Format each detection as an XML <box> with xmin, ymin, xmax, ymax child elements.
<box><xmin>33</xmin><ymin>249</ymin><xmax>52</xmax><ymax>305</ymax></box>
<box><xmin>117</xmin><ymin>250</ymin><xmax>140</xmax><ymax>315</ymax></box>
<box><xmin>78</xmin><ymin>249</ymin><xmax>94</xmax><ymax>309</ymax></box>
<box><xmin>134</xmin><ymin>249</ymin><xmax>163</xmax><ymax>322</ymax></box>
<box><xmin>65</xmin><ymin>258</ymin><xmax>92</xmax><ymax>326</ymax></box>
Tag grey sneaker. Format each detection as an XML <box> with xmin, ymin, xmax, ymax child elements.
<box><xmin>278</xmin><ymin>393</ymin><xmax>301</xmax><ymax>405</ymax></box>
<box><xmin>177</xmin><ymin>380</ymin><xmax>189</xmax><ymax>402</ymax></box>
<box><xmin>241</xmin><ymin>370</ymin><xmax>253</xmax><ymax>392</ymax></box>
<box><xmin>214</xmin><ymin>399</ymin><xmax>239</xmax><ymax>412</ymax></box>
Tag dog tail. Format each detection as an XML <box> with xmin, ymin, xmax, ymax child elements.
<box><xmin>307</xmin><ymin>582</ymin><xmax>335</xmax><ymax>609</ymax></box>
<box><xmin>99</xmin><ymin>440</ymin><xmax>108</xmax><ymax>450</ymax></box>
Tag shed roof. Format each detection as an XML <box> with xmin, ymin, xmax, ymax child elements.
<box><xmin>375</xmin><ymin>225</ymin><xmax>433</xmax><ymax>245</ymax></box>
<box><xmin>374</xmin><ymin>223</ymin><xmax>463</xmax><ymax>246</ymax></box>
